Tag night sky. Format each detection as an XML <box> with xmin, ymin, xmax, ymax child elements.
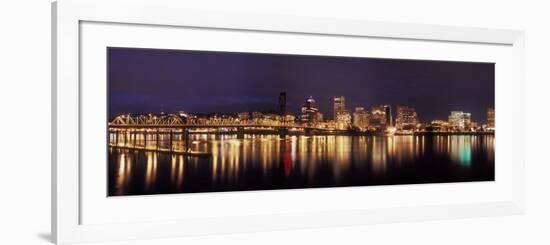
<box><xmin>108</xmin><ymin>47</ymin><xmax>494</xmax><ymax>123</ymax></box>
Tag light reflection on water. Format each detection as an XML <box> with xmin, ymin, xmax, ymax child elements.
<box><xmin>109</xmin><ymin>134</ymin><xmax>495</xmax><ymax>196</ymax></box>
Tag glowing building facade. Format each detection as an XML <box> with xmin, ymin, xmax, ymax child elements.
<box><xmin>333</xmin><ymin>96</ymin><xmax>345</xmax><ymax>119</ymax></box>
<box><xmin>430</xmin><ymin>120</ymin><xmax>450</xmax><ymax>132</ymax></box>
<box><xmin>395</xmin><ymin>106</ymin><xmax>418</xmax><ymax>130</ymax></box>
<box><xmin>332</xmin><ymin>96</ymin><xmax>351</xmax><ymax>129</ymax></box>
<box><xmin>335</xmin><ymin>110</ymin><xmax>351</xmax><ymax>129</ymax></box>
<box><xmin>238</xmin><ymin>112</ymin><xmax>250</xmax><ymax>121</ymax></box>
<box><xmin>487</xmin><ymin>107</ymin><xmax>495</xmax><ymax>130</ymax></box>
<box><xmin>353</xmin><ymin>107</ymin><xmax>369</xmax><ymax>131</ymax></box>
<box><xmin>300</xmin><ymin>96</ymin><xmax>323</xmax><ymax>124</ymax></box>
<box><xmin>448</xmin><ymin>111</ymin><xmax>472</xmax><ymax>130</ymax></box>
<box><xmin>370</xmin><ymin>105</ymin><xmax>388</xmax><ymax>130</ymax></box>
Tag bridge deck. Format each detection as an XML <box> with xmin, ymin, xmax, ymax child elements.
<box><xmin>110</xmin><ymin>144</ymin><xmax>212</xmax><ymax>157</ymax></box>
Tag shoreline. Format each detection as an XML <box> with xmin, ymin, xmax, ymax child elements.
<box><xmin>189</xmin><ymin>130</ymin><xmax>495</xmax><ymax>136</ymax></box>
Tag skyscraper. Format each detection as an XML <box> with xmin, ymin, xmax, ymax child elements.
<box><xmin>487</xmin><ymin>107</ymin><xmax>495</xmax><ymax>130</ymax></box>
<box><xmin>300</xmin><ymin>96</ymin><xmax>322</xmax><ymax>124</ymax></box>
<box><xmin>353</xmin><ymin>107</ymin><xmax>369</xmax><ymax>131</ymax></box>
<box><xmin>333</xmin><ymin>96</ymin><xmax>345</xmax><ymax>120</ymax></box>
<box><xmin>333</xmin><ymin>96</ymin><xmax>351</xmax><ymax>129</ymax></box>
<box><xmin>383</xmin><ymin>105</ymin><xmax>392</xmax><ymax>126</ymax></box>
<box><xmin>395</xmin><ymin>106</ymin><xmax>418</xmax><ymax>130</ymax></box>
<box><xmin>278</xmin><ymin>92</ymin><xmax>287</xmax><ymax>114</ymax></box>
<box><xmin>370</xmin><ymin>105</ymin><xmax>387</xmax><ymax>130</ymax></box>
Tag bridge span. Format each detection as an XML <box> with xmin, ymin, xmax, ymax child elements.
<box><xmin>108</xmin><ymin>113</ymin><xmax>340</xmax><ymax>155</ymax></box>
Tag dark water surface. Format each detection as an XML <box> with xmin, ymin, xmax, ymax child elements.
<box><xmin>108</xmin><ymin>134</ymin><xmax>494</xmax><ymax>196</ymax></box>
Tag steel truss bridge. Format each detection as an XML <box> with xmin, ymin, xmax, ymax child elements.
<box><xmin>108</xmin><ymin>113</ymin><xmax>324</xmax><ymax>130</ymax></box>
<box><xmin>107</xmin><ymin>114</ymin><xmax>338</xmax><ymax>155</ymax></box>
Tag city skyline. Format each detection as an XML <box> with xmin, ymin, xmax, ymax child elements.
<box><xmin>108</xmin><ymin>92</ymin><xmax>493</xmax><ymax>127</ymax></box>
<box><xmin>108</xmin><ymin>93</ymin><xmax>494</xmax><ymax>134</ymax></box>
<box><xmin>107</xmin><ymin>46</ymin><xmax>495</xmax><ymax>196</ymax></box>
<box><xmin>108</xmin><ymin>47</ymin><xmax>495</xmax><ymax>123</ymax></box>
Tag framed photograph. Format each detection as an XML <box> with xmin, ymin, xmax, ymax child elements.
<box><xmin>52</xmin><ymin>0</ymin><xmax>525</xmax><ymax>244</ymax></box>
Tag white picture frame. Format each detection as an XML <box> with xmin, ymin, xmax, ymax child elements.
<box><xmin>52</xmin><ymin>0</ymin><xmax>525</xmax><ymax>244</ymax></box>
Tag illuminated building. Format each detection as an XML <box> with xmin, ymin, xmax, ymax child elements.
<box><xmin>370</xmin><ymin>105</ymin><xmax>388</xmax><ymax>130</ymax></box>
<box><xmin>464</xmin><ymin>114</ymin><xmax>472</xmax><ymax>129</ymax></box>
<box><xmin>317</xmin><ymin>113</ymin><xmax>324</xmax><ymax>122</ymax></box>
<box><xmin>251</xmin><ymin>111</ymin><xmax>263</xmax><ymax>124</ymax></box>
<box><xmin>251</xmin><ymin>111</ymin><xmax>263</xmax><ymax>119</ymax></box>
<box><xmin>279</xmin><ymin>92</ymin><xmax>287</xmax><ymax>114</ymax></box>
<box><xmin>448</xmin><ymin>111</ymin><xmax>472</xmax><ymax>131</ymax></box>
<box><xmin>430</xmin><ymin>120</ymin><xmax>450</xmax><ymax>132</ymax></box>
<box><xmin>263</xmin><ymin>113</ymin><xmax>279</xmax><ymax>120</ymax></box>
<box><xmin>325</xmin><ymin>120</ymin><xmax>338</xmax><ymax>130</ymax></box>
<box><xmin>333</xmin><ymin>96</ymin><xmax>351</xmax><ymax>129</ymax></box>
<box><xmin>333</xmin><ymin>96</ymin><xmax>346</xmax><ymax>119</ymax></box>
<box><xmin>487</xmin><ymin>107</ymin><xmax>495</xmax><ymax>130</ymax></box>
<box><xmin>177</xmin><ymin>111</ymin><xmax>188</xmax><ymax>117</ymax></box>
<box><xmin>395</xmin><ymin>106</ymin><xmax>418</xmax><ymax>130</ymax></box>
<box><xmin>448</xmin><ymin>111</ymin><xmax>462</xmax><ymax>129</ymax></box>
<box><xmin>300</xmin><ymin>96</ymin><xmax>323</xmax><ymax>124</ymax></box>
<box><xmin>416</xmin><ymin>123</ymin><xmax>427</xmax><ymax>132</ymax></box>
<box><xmin>262</xmin><ymin>113</ymin><xmax>282</xmax><ymax>125</ymax></box>
<box><xmin>383</xmin><ymin>105</ymin><xmax>392</xmax><ymax>126</ymax></box>
<box><xmin>335</xmin><ymin>110</ymin><xmax>352</xmax><ymax>129</ymax></box>
<box><xmin>353</xmin><ymin>107</ymin><xmax>369</xmax><ymax>131</ymax></box>
<box><xmin>282</xmin><ymin>114</ymin><xmax>296</xmax><ymax>124</ymax></box>
<box><xmin>238</xmin><ymin>112</ymin><xmax>250</xmax><ymax>121</ymax></box>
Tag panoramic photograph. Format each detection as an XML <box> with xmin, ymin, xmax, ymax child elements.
<box><xmin>107</xmin><ymin>47</ymin><xmax>495</xmax><ymax>196</ymax></box>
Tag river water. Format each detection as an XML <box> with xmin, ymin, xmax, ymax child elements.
<box><xmin>108</xmin><ymin>134</ymin><xmax>494</xmax><ymax>196</ymax></box>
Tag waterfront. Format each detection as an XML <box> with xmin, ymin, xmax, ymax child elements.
<box><xmin>108</xmin><ymin>134</ymin><xmax>494</xmax><ymax>196</ymax></box>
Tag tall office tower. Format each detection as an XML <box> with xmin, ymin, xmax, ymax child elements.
<box><xmin>395</xmin><ymin>106</ymin><xmax>418</xmax><ymax>130</ymax></box>
<box><xmin>353</xmin><ymin>107</ymin><xmax>369</xmax><ymax>131</ymax></box>
<box><xmin>463</xmin><ymin>113</ymin><xmax>472</xmax><ymax>128</ymax></box>
<box><xmin>383</xmin><ymin>105</ymin><xmax>392</xmax><ymax>126</ymax></box>
<box><xmin>278</xmin><ymin>92</ymin><xmax>287</xmax><ymax>114</ymax></box>
<box><xmin>487</xmin><ymin>107</ymin><xmax>495</xmax><ymax>129</ymax></box>
<box><xmin>333</xmin><ymin>96</ymin><xmax>346</xmax><ymax>119</ymax></box>
<box><xmin>300</xmin><ymin>96</ymin><xmax>322</xmax><ymax>124</ymax></box>
<box><xmin>370</xmin><ymin>105</ymin><xmax>387</xmax><ymax>130</ymax></box>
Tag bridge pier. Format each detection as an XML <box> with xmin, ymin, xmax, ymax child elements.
<box><xmin>169</xmin><ymin>129</ymin><xmax>173</xmax><ymax>152</ymax></box>
<box><xmin>115</xmin><ymin>130</ymin><xmax>119</xmax><ymax>146</ymax></box>
<box><xmin>144</xmin><ymin>130</ymin><xmax>148</xmax><ymax>149</ymax></box>
<box><xmin>277</xmin><ymin>127</ymin><xmax>289</xmax><ymax>137</ymax></box>
<box><xmin>155</xmin><ymin>129</ymin><xmax>159</xmax><ymax>151</ymax></box>
<box><xmin>236</xmin><ymin>126</ymin><xmax>245</xmax><ymax>139</ymax></box>
<box><xmin>132</xmin><ymin>129</ymin><xmax>136</xmax><ymax>147</ymax></box>
<box><xmin>122</xmin><ymin>129</ymin><xmax>126</xmax><ymax>147</ymax></box>
<box><xmin>111</xmin><ymin>130</ymin><xmax>117</xmax><ymax>146</ymax></box>
<box><xmin>126</xmin><ymin>130</ymin><xmax>130</xmax><ymax>147</ymax></box>
<box><xmin>183</xmin><ymin>128</ymin><xmax>190</xmax><ymax>152</ymax></box>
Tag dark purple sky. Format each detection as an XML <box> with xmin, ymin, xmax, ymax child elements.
<box><xmin>108</xmin><ymin>47</ymin><xmax>494</xmax><ymax>123</ymax></box>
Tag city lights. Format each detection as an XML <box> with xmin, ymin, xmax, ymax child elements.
<box><xmin>107</xmin><ymin>47</ymin><xmax>495</xmax><ymax>196</ymax></box>
<box><xmin>109</xmin><ymin>93</ymin><xmax>495</xmax><ymax>136</ymax></box>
